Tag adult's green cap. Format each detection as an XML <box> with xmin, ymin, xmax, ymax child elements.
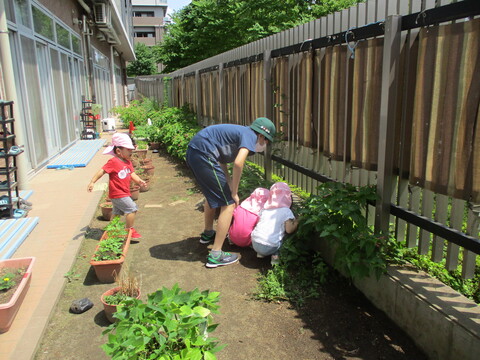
<box><xmin>250</xmin><ymin>117</ymin><xmax>276</xmax><ymax>142</ymax></box>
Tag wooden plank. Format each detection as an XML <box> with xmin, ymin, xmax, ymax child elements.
<box><xmin>357</xmin><ymin>1</ymin><xmax>367</xmax><ymax>26</ymax></box>
<box><xmin>431</xmin><ymin>194</ymin><xmax>448</xmax><ymax>262</ymax></box>
<box><xmin>367</xmin><ymin>171</ymin><xmax>376</xmax><ymax>227</ymax></box>
<box><xmin>376</xmin><ymin>0</ymin><xmax>386</xmax><ymax>20</ymax></box>
<box><xmin>462</xmin><ymin>207</ymin><xmax>479</xmax><ymax>279</ymax></box>
<box><xmin>423</xmin><ymin>0</ymin><xmax>436</xmax><ymax>11</ymax></box>
<box><xmin>407</xmin><ymin>185</ymin><xmax>421</xmax><ymax>247</ymax></box>
<box><xmin>445</xmin><ymin>199</ymin><xmax>464</xmax><ymax>271</ymax></box>
<box><xmin>418</xmin><ymin>189</ymin><xmax>434</xmax><ymax>255</ymax></box>
<box><xmin>395</xmin><ymin>179</ymin><xmax>409</xmax><ymax>242</ymax></box>
<box><xmin>367</xmin><ymin>0</ymin><xmax>378</xmax><ymax>23</ymax></box>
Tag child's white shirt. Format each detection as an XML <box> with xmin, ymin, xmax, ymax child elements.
<box><xmin>251</xmin><ymin>208</ymin><xmax>295</xmax><ymax>247</ymax></box>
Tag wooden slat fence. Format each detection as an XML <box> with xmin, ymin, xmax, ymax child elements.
<box><xmin>135</xmin><ymin>0</ymin><xmax>480</xmax><ymax>279</ymax></box>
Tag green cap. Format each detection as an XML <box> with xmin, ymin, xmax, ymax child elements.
<box><xmin>250</xmin><ymin>117</ymin><xmax>276</xmax><ymax>142</ymax></box>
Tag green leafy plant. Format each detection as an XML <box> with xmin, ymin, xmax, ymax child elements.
<box><xmin>91</xmin><ymin>103</ymin><xmax>103</xmax><ymax>116</ymax></box>
<box><xmin>254</xmin><ymin>236</ymin><xmax>329</xmax><ymax>307</ymax></box>
<box><xmin>64</xmin><ymin>270</ymin><xmax>81</xmax><ymax>283</ymax></box>
<box><xmin>135</xmin><ymin>140</ymin><xmax>148</xmax><ymax>150</ymax></box>
<box><xmin>104</xmin><ymin>267</ymin><xmax>140</xmax><ymax>306</ymax></box>
<box><xmin>102</xmin><ymin>284</ymin><xmax>225</xmax><ymax>359</ymax></box>
<box><xmin>104</xmin><ymin>216</ymin><xmax>128</xmax><ymax>239</ymax></box>
<box><xmin>111</xmin><ymin>100</ymin><xmax>150</xmax><ymax>128</ymax></box>
<box><xmin>93</xmin><ymin>237</ymin><xmax>125</xmax><ymax>261</ymax></box>
<box><xmin>93</xmin><ymin>217</ymin><xmax>129</xmax><ymax>261</ymax></box>
<box><xmin>0</xmin><ymin>272</ymin><xmax>16</xmax><ymax>291</ymax></box>
<box><xmin>116</xmin><ymin>100</ymin><xmax>200</xmax><ymax>160</ymax></box>
<box><xmin>382</xmin><ymin>237</ymin><xmax>480</xmax><ymax>304</ymax></box>
<box><xmin>296</xmin><ymin>182</ymin><xmax>386</xmax><ymax>280</ymax></box>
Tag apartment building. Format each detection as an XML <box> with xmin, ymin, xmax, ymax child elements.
<box><xmin>132</xmin><ymin>0</ymin><xmax>168</xmax><ymax>46</ymax></box>
<box><xmin>0</xmin><ymin>0</ymin><xmax>135</xmax><ymax>175</ymax></box>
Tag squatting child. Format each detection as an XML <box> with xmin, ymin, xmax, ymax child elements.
<box><xmin>87</xmin><ymin>132</ymin><xmax>146</xmax><ymax>239</ymax></box>
<box><xmin>228</xmin><ymin>187</ymin><xmax>270</xmax><ymax>247</ymax></box>
<box><xmin>251</xmin><ymin>182</ymin><xmax>298</xmax><ymax>265</ymax></box>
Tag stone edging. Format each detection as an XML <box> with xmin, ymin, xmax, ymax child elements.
<box><xmin>317</xmin><ymin>241</ymin><xmax>480</xmax><ymax>359</ymax></box>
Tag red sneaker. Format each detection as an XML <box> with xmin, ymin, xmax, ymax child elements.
<box><xmin>130</xmin><ymin>228</ymin><xmax>142</xmax><ymax>239</ymax></box>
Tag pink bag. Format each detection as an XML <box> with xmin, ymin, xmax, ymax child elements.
<box><xmin>228</xmin><ymin>188</ymin><xmax>270</xmax><ymax>247</ymax></box>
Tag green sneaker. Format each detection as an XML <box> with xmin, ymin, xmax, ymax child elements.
<box><xmin>200</xmin><ymin>231</ymin><xmax>216</xmax><ymax>244</ymax></box>
<box><xmin>206</xmin><ymin>251</ymin><xmax>239</xmax><ymax>268</ymax></box>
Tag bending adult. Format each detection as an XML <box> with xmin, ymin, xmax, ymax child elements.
<box><xmin>186</xmin><ymin>117</ymin><xmax>276</xmax><ymax>268</ymax></box>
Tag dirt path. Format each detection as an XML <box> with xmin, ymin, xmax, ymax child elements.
<box><xmin>35</xmin><ymin>150</ymin><xmax>426</xmax><ymax>360</ymax></box>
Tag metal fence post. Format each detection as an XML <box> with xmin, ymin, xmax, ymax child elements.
<box><xmin>375</xmin><ymin>15</ymin><xmax>402</xmax><ymax>234</ymax></box>
<box><xmin>264</xmin><ymin>49</ymin><xmax>273</xmax><ymax>181</ymax></box>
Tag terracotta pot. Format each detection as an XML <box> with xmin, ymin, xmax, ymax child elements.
<box><xmin>101</xmin><ymin>286</ymin><xmax>141</xmax><ymax>323</ymax></box>
<box><xmin>141</xmin><ymin>165</ymin><xmax>155</xmax><ymax>176</ymax></box>
<box><xmin>148</xmin><ymin>142</ymin><xmax>160</xmax><ymax>150</ymax></box>
<box><xmin>139</xmin><ymin>180</ymin><xmax>150</xmax><ymax>192</ymax></box>
<box><xmin>0</xmin><ymin>257</ymin><xmax>36</xmax><ymax>333</ymax></box>
<box><xmin>130</xmin><ymin>185</ymin><xmax>140</xmax><ymax>200</ymax></box>
<box><xmin>100</xmin><ymin>202</ymin><xmax>113</xmax><ymax>221</ymax></box>
<box><xmin>140</xmin><ymin>158</ymin><xmax>152</xmax><ymax>166</ymax></box>
<box><xmin>89</xmin><ymin>229</ymin><xmax>132</xmax><ymax>283</ymax></box>
<box><xmin>132</xmin><ymin>149</ymin><xmax>147</xmax><ymax>159</ymax></box>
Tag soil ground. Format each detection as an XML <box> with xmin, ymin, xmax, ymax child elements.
<box><xmin>34</xmin><ymin>149</ymin><xmax>427</xmax><ymax>360</ymax></box>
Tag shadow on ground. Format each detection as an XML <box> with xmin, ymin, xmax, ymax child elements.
<box><xmin>33</xmin><ymin>147</ymin><xmax>426</xmax><ymax>360</ymax></box>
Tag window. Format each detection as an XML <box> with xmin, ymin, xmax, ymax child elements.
<box><xmin>133</xmin><ymin>11</ymin><xmax>154</xmax><ymax>17</ymax></box>
<box><xmin>56</xmin><ymin>23</ymin><xmax>70</xmax><ymax>49</ymax></box>
<box><xmin>32</xmin><ymin>6</ymin><xmax>54</xmax><ymax>40</ymax></box>
<box><xmin>13</xmin><ymin>0</ymin><xmax>32</xmax><ymax>28</ymax></box>
<box><xmin>71</xmin><ymin>35</ymin><xmax>81</xmax><ymax>55</ymax></box>
<box><xmin>135</xmin><ymin>32</ymin><xmax>155</xmax><ymax>38</ymax></box>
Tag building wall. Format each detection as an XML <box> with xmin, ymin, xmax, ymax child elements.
<box><xmin>132</xmin><ymin>2</ymin><xmax>167</xmax><ymax>46</ymax></box>
<box><xmin>2</xmin><ymin>0</ymin><xmax>132</xmax><ymax>173</ymax></box>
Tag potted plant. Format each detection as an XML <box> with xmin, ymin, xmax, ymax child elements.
<box><xmin>90</xmin><ymin>217</ymin><xmax>132</xmax><ymax>283</ymax></box>
<box><xmin>130</xmin><ymin>184</ymin><xmax>140</xmax><ymax>201</ymax></box>
<box><xmin>100</xmin><ymin>202</ymin><xmax>113</xmax><ymax>221</ymax></box>
<box><xmin>91</xmin><ymin>103</ymin><xmax>103</xmax><ymax>119</ymax></box>
<box><xmin>135</xmin><ymin>168</ymin><xmax>151</xmax><ymax>192</ymax></box>
<box><xmin>147</xmin><ymin>127</ymin><xmax>161</xmax><ymax>150</ymax></box>
<box><xmin>101</xmin><ymin>267</ymin><xmax>140</xmax><ymax>323</ymax></box>
<box><xmin>133</xmin><ymin>141</ymin><xmax>148</xmax><ymax>159</ymax></box>
<box><xmin>141</xmin><ymin>164</ymin><xmax>155</xmax><ymax>176</ymax></box>
<box><xmin>139</xmin><ymin>157</ymin><xmax>153</xmax><ymax>166</ymax></box>
<box><xmin>0</xmin><ymin>257</ymin><xmax>36</xmax><ymax>333</ymax></box>
<box><xmin>102</xmin><ymin>284</ymin><xmax>225</xmax><ymax>359</ymax></box>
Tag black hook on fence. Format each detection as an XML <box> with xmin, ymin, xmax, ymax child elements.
<box><xmin>415</xmin><ymin>10</ymin><xmax>427</xmax><ymax>26</ymax></box>
<box><xmin>299</xmin><ymin>39</ymin><xmax>313</xmax><ymax>52</ymax></box>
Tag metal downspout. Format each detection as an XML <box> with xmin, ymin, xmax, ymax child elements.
<box><xmin>76</xmin><ymin>0</ymin><xmax>91</xmax><ymax>14</ymax></box>
<box><xmin>0</xmin><ymin>1</ymin><xmax>29</xmax><ymax>189</ymax></box>
<box><xmin>110</xmin><ymin>45</ymin><xmax>117</xmax><ymax>108</ymax></box>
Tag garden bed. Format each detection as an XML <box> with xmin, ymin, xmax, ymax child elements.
<box><xmin>34</xmin><ymin>149</ymin><xmax>426</xmax><ymax>360</ymax></box>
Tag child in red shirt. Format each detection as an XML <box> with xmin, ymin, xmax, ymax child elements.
<box><xmin>87</xmin><ymin>133</ymin><xmax>146</xmax><ymax>239</ymax></box>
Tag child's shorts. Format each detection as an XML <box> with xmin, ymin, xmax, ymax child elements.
<box><xmin>252</xmin><ymin>241</ymin><xmax>281</xmax><ymax>257</ymax></box>
<box><xmin>111</xmin><ymin>196</ymin><xmax>138</xmax><ymax>216</ymax></box>
<box><xmin>186</xmin><ymin>147</ymin><xmax>234</xmax><ymax>208</ymax></box>
<box><xmin>228</xmin><ymin>207</ymin><xmax>258</xmax><ymax>247</ymax></box>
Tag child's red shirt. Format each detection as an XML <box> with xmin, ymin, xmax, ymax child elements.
<box><xmin>102</xmin><ymin>156</ymin><xmax>134</xmax><ymax>199</ymax></box>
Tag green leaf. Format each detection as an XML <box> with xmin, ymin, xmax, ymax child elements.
<box><xmin>193</xmin><ymin>306</ymin><xmax>211</xmax><ymax>318</ymax></box>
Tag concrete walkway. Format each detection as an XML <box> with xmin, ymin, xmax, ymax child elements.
<box><xmin>0</xmin><ymin>134</ymin><xmax>112</xmax><ymax>360</ymax></box>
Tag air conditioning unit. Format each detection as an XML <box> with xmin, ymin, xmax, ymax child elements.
<box><xmin>94</xmin><ymin>2</ymin><xmax>111</xmax><ymax>28</ymax></box>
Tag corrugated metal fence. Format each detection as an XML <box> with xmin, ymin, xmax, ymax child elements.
<box><xmin>136</xmin><ymin>0</ymin><xmax>480</xmax><ymax>279</ymax></box>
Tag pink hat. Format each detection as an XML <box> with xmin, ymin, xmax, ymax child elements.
<box><xmin>103</xmin><ymin>133</ymin><xmax>135</xmax><ymax>155</ymax></box>
<box><xmin>263</xmin><ymin>182</ymin><xmax>292</xmax><ymax>209</ymax></box>
<box><xmin>240</xmin><ymin>187</ymin><xmax>270</xmax><ymax>215</ymax></box>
